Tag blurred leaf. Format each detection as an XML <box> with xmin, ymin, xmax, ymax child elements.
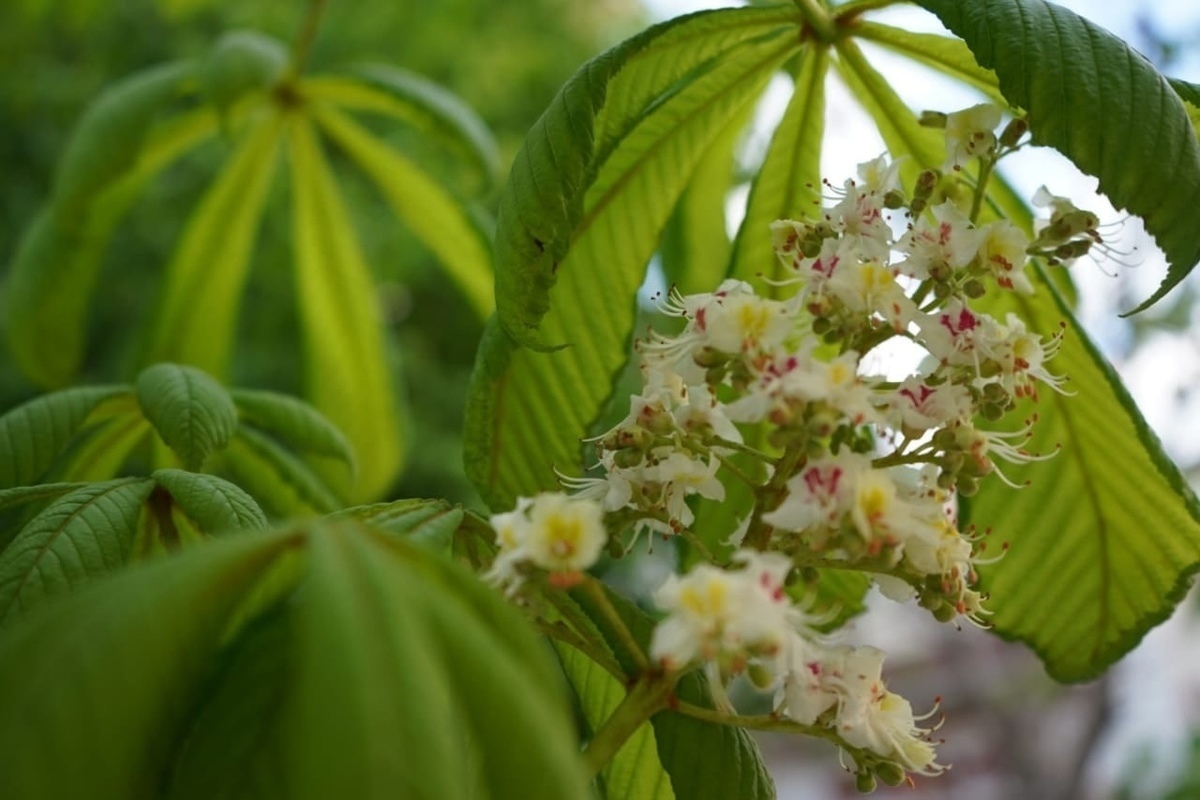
<box><xmin>54</xmin><ymin>413</ymin><xmax>150</xmax><ymax>483</ymax></box>
<box><xmin>467</xmin><ymin>9</ymin><xmax>800</xmax><ymax>507</ymax></box>
<box><xmin>311</xmin><ymin>100</ymin><xmax>494</xmax><ymax>316</ymax></box>
<box><xmin>149</xmin><ymin>112</ymin><xmax>284</xmax><ymax>375</ymax></box>
<box><xmin>790</xmin><ymin>568</ymin><xmax>871</xmax><ymax>632</ymax></box>
<box><xmin>0</xmin><ymin>527</ymin><xmax>304</xmax><ymax>797</ymax></box>
<box><xmin>328</xmin><ymin>497</ymin><xmax>462</xmax><ymax>551</ymax></box>
<box><xmin>0</xmin><ymin>477</ymin><xmax>156</xmax><ymax>626</ymax></box>
<box><xmin>5</xmin><ymin>62</ymin><xmax>211</xmax><ymax>387</ymax></box>
<box><xmin>231</xmin><ymin>388</ymin><xmax>355</xmax><ymax>469</ymax></box>
<box><xmin>0</xmin><ymin>483</ymin><xmax>84</xmax><ymax>514</ymax></box>
<box><xmin>306</xmin><ymin>65</ymin><xmax>502</xmax><ymax>186</ymax></box>
<box><xmin>0</xmin><ymin>385</ymin><xmax>130</xmax><ymax>488</ymax></box>
<box><xmin>136</xmin><ymin>363</ymin><xmax>239</xmax><ymax>471</ymax></box>
<box><xmin>222</xmin><ymin>425</ymin><xmax>344</xmax><ymax>517</ymax></box>
<box><xmin>153</xmin><ymin>468</ymin><xmax>268</xmax><ymax>534</ymax></box>
<box><xmin>287</xmin><ymin>115</ymin><xmax>403</xmax><ymax>502</ymax></box>
<box><xmin>730</xmin><ymin>44</ymin><xmax>827</xmax><ymax>288</ymax></box>
<box><xmin>854</xmin><ymin>22</ymin><xmax>1006</xmax><ymax>105</ymax></box>
<box><xmin>914</xmin><ymin>0</ymin><xmax>1200</xmax><ymax>313</ymax></box>
<box><xmin>203</xmin><ymin>30</ymin><xmax>288</xmax><ymax>117</ymax></box>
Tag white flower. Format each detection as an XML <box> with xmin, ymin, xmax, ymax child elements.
<box><xmin>764</xmin><ymin>452</ymin><xmax>871</xmax><ymax>533</ymax></box>
<box><xmin>885</xmin><ymin>377</ymin><xmax>974</xmax><ymax>432</ymax></box>
<box><xmin>781</xmin><ymin>634</ymin><xmax>842</xmax><ymax>725</ymax></box>
<box><xmin>642</xmin><ymin>451</ymin><xmax>725</xmax><ymax>527</ymax></box>
<box><xmin>943</xmin><ymin>103</ymin><xmax>1001</xmax><ymax>170</ymax></box>
<box><xmin>650</xmin><ymin>550</ymin><xmax>794</xmax><ymax>672</ymax></box>
<box><xmin>896</xmin><ymin>200</ymin><xmax>983</xmax><ymax>281</ymax></box>
<box><xmin>826</xmin><ymin>187</ymin><xmax>893</xmax><ymax>263</ymax></box>
<box><xmin>485</xmin><ymin>493</ymin><xmax>607</xmax><ymax>591</ymax></box>
<box><xmin>978</xmin><ymin>218</ymin><xmax>1033</xmax><ymax>293</ymax></box>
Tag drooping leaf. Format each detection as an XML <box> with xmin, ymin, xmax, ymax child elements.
<box><xmin>731</xmin><ymin>44</ymin><xmax>827</xmax><ymax>288</ymax></box>
<box><xmin>0</xmin><ymin>477</ymin><xmax>156</xmax><ymax>626</ymax></box>
<box><xmin>328</xmin><ymin>498</ymin><xmax>462</xmax><ymax>551</ymax></box>
<box><xmin>913</xmin><ymin>0</ymin><xmax>1200</xmax><ymax>313</ymax></box>
<box><xmin>149</xmin><ymin>112</ymin><xmax>285</xmax><ymax>375</ymax></box>
<box><xmin>286</xmin><ymin>116</ymin><xmax>403</xmax><ymax>502</ymax></box>
<box><xmin>468</xmin><ymin>13</ymin><xmax>801</xmax><ymax>508</ymax></box>
<box><xmin>0</xmin><ymin>385</ymin><xmax>131</xmax><ymax>488</ymax></box>
<box><xmin>136</xmin><ymin>363</ymin><xmax>239</xmax><ymax>471</ymax></box>
<box><xmin>221</xmin><ymin>425</ymin><xmax>344</xmax><ymax>517</ymax></box>
<box><xmin>5</xmin><ymin>63</ymin><xmax>213</xmax><ymax>387</ymax></box>
<box><xmin>310</xmin><ymin>101</ymin><xmax>495</xmax><ymax>316</ymax></box>
<box><xmin>153</xmin><ymin>468</ymin><xmax>268</xmax><ymax>534</ymax></box>
<box><xmin>0</xmin><ymin>528</ymin><xmax>304</xmax><ymax>797</ymax></box>
<box><xmin>304</xmin><ymin>65</ymin><xmax>502</xmax><ymax>186</ymax></box>
<box><xmin>853</xmin><ymin>22</ymin><xmax>1007</xmax><ymax>105</ymax></box>
<box><xmin>203</xmin><ymin>30</ymin><xmax>288</xmax><ymax>116</ymax></box>
<box><xmin>231</xmin><ymin>388</ymin><xmax>355</xmax><ymax>468</ymax></box>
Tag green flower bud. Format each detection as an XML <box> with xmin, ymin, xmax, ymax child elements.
<box><xmin>855</xmin><ymin>770</ymin><xmax>878</xmax><ymax>794</ymax></box>
<box><xmin>875</xmin><ymin>761</ymin><xmax>907</xmax><ymax>787</ymax></box>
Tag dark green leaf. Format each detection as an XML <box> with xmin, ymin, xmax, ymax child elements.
<box><xmin>0</xmin><ymin>477</ymin><xmax>156</xmax><ymax>626</ymax></box>
<box><xmin>0</xmin><ymin>385</ymin><xmax>130</xmax><ymax>488</ymax></box>
<box><xmin>153</xmin><ymin>468</ymin><xmax>268</xmax><ymax>534</ymax></box>
<box><xmin>0</xmin><ymin>483</ymin><xmax>84</xmax><ymax>514</ymax></box>
<box><xmin>231</xmin><ymin>388</ymin><xmax>355</xmax><ymax>468</ymax></box>
<box><xmin>136</xmin><ymin>363</ymin><xmax>239</xmax><ymax>471</ymax></box>
<box><xmin>914</xmin><ymin>0</ymin><xmax>1200</xmax><ymax>313</ymax></box>
<box><xmin>0</xmin><ymin>528</ymin><xmax>304</xmax><ymax>797</ymax></box>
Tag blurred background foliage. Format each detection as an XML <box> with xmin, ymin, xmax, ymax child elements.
<box><xmin>0</xmin><ymin>0</ymin><xmax>644</xmax><ymax>505</ymax></box>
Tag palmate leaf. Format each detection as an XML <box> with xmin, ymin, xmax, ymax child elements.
<box><xmin>231</xmin><ymin>388</ymin><xmax>355</xmax><ymax>469</ymax></box>
<box><xmin>328</xmin><ymin>498</ymin><xmax>463</xmax><ymax>551</ymax></box>
<box><xmin>6</xmin><ymin>65</ymin><xmax>217</xmax><ymax>387</ymax></box>
<box><xmin>149</xmin><ymin>111</ymin><xmax>285</xmax><ymax>374</ymax></box>
<box><xmin>467</xmin><ymin>10</ymin><xmax>802</xmax><ymax>507</ymax></box>
<box><xmin>834</xmin><ymin>29</ymin><xmax>1200</xmax><ymax>680</ymax></box>
<box><xmin>152</xmin><ymin>469</ymin><xmax>269</xmax><ymax>534</ymax></box>
<box><xmin>221</xmin><ymin>424</ymin><xmax>344</xmax><ymax>517</ymax></box>
<box><xmin>913</xmin><ymin>0</ymin><xmax>1200</xmax><ymax>313</ymax></box>
<box><xmin>287</xmin><ymin>116</ymin><xmax>403</xmax><ymax>502</ymax></box>
<box><xmin>0</xmin><ymin>521</ymin><xmax>590</xmax><ymax>798</ymax></box>
<box><xmin>310</xmin><ymin>100</ymin><xmax>495</xmax><ymax>316</ymax></box>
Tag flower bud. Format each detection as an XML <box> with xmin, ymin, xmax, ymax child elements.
<box><xmin>963</xmin><ymin>278</ymin><xmax>986</xmax><ymax>298</ymax></box>
<box><xmin>875</xmin><ymin>761</ymin><xmax>907</xmax><ymax>787</ymax></box>
<box><xmin>855</xmin><ymin>770</ymin><xmax>878</xmax><ymax>794</ymax></box>
<box><xmin>999</xmin><ymin>116</ymin><xmax>1028</xmax><ymax>147</ymax></box>
<box><xmin>919</xmin><ymin>110</ymin><xmax>948</xmax><ymax>129</ymax></box>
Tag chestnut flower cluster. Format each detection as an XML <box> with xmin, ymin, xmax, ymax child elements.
<box><xmin>485</xmin><ymin>104</ymin><xmax>1084</xmax><ymax>789</ymax></box>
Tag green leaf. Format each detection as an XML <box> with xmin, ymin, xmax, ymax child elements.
<box><xmin>231</xmin><ymin>388</ymin><xmax>355</xmax><ymax>468</ymax></box>
<box><xmin>913</xmin><ymin>0</ymin><xmax>1200</xmax><ymax>313</ymax></box>
<box><xmin>468</xmin><ymin>14</ymin><xmax>801</xmax><ymax>507</ymax></box>
<box><xmin>305</xmin><ymin>65</ymin><xmax>502</xmax><ymax>187</ymax></box>
<box><xmin>153</xmin><ymin>468</ymin><xmax>268</xmax><ymax>534</ymax></box>
<box><xmin>273</xmin><ymin>525</ymin><xmax>588</xmax><ymax>799</ymax></box>
<box><xmin>853</xmin><ymin>22</ymin><xmax>1007</xmax><ymax>105</ymax></box>
<box><xmin>0</xmin><ymin>385</ymin><xmax>131</xmax><ymax>488</ymax></box>
<box><xmin>149</xmin><ymin>111</ymin><xmax>284</xmax><ymax>375</ymax></box>
<box><xmin>730</xmin><ymin>45</ymin><xmax>828</xmax><ymax>288</ymax></box>
<box><xmin>287</xmin><ymin>116</ymin><xmax>404</xmax><ymax>502</ymax></box>
<box><xmin>0</xmin><ymin>528</ymin><xmax>304</xmax><ymax>797</ymax></box>
<box><xmin>136</xmin><ymin>363</ymin><xmax>239</xmax><ymax>471</ymax></box>
<box><xmin>569</xmin><ymin>585</ymin><xmax>775</xmax><ymax>799</ymax></box>
<box><xmin>0</xmin><ymin>477</ymin><xmax>156</xmax><ymax>626</ymax></box>
<box><xmin>5</xmin><ymin>64</ymin><xmax>214</xmax><ymax>387</ymax></box>
<box><xmin>960</xmin><ymin>275</ymin><xmax>1200</xmax><ymax>681</ymax></box>
<box><xmin>791</xmin><ymin>568</ymin><xmax>871</xmax><ymax>632</ymax></box>
<box><xmin>554</xmin><ymin>643</ymin><xmax>675</xmax><ymax>800</ymax></box>
<box><xmin>328</xmin><ymin>498</ymin><xmax>463</xmax><ymax>551</ymax></box>
<box><xmin>221</xmin><ymin>425</ymin><xmax>344</xmax><ymax>517</ymax></box>
<box><xmin>310</xmin><ymin>101</ymin><xmax>495</xmax><ymax>316</ymax></box>
<box><xmin>0</xmin><ymin>483</ymin><xmax>84</xmax><ymax>514</ymax></box>
<box><xmin>203</xmin><ymin>30</ymin><xmax>288</xmax><ymax>116</ymax></box>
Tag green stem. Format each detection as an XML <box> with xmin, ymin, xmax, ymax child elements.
<box><xmin>969</xmin><ymin>155</ymin><xmax>996</xmax><ymax>223</ymax></box>
<box><xmin>583</xmin><ymin>678</ymin><xmax>674</xmax><ymax>779</ymax></box>
<box><xmin>871</xmin><ymin>449</ymin><xmax>936</xmax><ymax>469</ymax></box>
<box><xmin>579</xmin><ymin>577</ymin><xmax>649</xmax><ymax>673</ymax></box>
<box><xmin>792</xmin><ymin>0</ymin><xmax>837</xmax><ymax>42</ymax></box>
<box><xmin>712</xmin><ymin>450</ymin><xmax>763</xmax><ymax>490</ymax></box>
<box><xmin>708</xmin><ymin>436</ymin><xmax>776</xmax><ymax>464</ymax></box>
<box><xmin>677</xmin><ymin>527</ymin><xmax>720</xmax><ymax>565</ymax></box>
<box><xmin>289</xmin><ymin>0</ymin><xmax>330</xmax><ymax>77</ymax></box>
<box><xmin>745</xmin><ymin>443</ymin><xmax>806</xmax><ymax>550</ymax></box>
<box><xmin>672</xmin><ymin>701</ymin><xmax>876</xmax><ymax>765</ymax></box>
